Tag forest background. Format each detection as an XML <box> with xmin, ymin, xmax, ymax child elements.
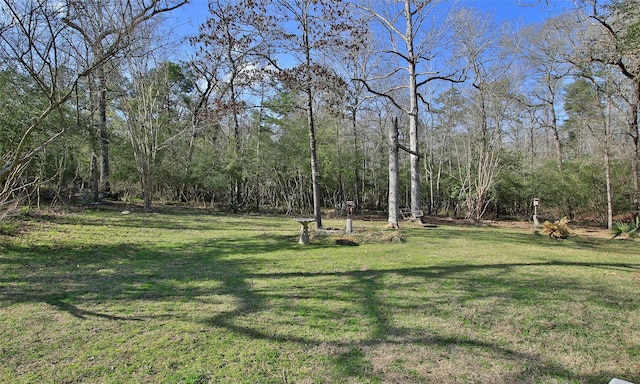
<box><xmin>1</xmin><ymin>0</ymin><xmax>639</xmax><ymax>229</ymax></box>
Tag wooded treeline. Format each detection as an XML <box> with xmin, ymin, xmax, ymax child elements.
<box><xmin>1</xmin><ymin>0</ymin><xmax>639</xmax><ymax>228</ymax></box>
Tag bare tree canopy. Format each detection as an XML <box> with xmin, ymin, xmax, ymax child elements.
<box><xmin>1</xmin><ymin>0</ymin><xmax>639</xmax><ymax>227</ymax></box>
<box><xmin>0</xmin><ymin>0</ymin><xmax>186</xmax><ymax>202</ymax></box>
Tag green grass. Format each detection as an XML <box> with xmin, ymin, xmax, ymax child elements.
<box><xmin>1</xmin><ymin>208</ymin><xmax>639</xmax><ymax>383</ymax></box>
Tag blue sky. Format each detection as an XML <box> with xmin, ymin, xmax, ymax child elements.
<box><xmin>458</xmin><ymin>0</ymin><xmax>576</xmax><ymax>25</ymax></box>
<box><xmin>169</xmin><ymin>0</ymin><xmax>577</xmax><ymax>38</ymax></box>
<box><xmin>169</xmin><ymin>0</ymin><xmax>209</xmax><ymax>37</ymax></box>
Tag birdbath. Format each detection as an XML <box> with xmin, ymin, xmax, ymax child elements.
<box><xmin>294</xmin><ymin>218</ymin><xmax>315</xmax><ymax>245</ymax></box>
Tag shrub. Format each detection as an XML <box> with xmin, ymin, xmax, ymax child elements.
<box><xmin>611</xmin><ymin>217</ymin><xmax>640</xmax><ymax>239</ymax></box>
<box><xmin>0</xmin><ymin>221</ymin><xmax>20</xmax><ymax>236</ymax></box>
<box><xmin>542</xmin><ymin>217</ymin><xmax>572</xmax><ymax>239</ymax></box>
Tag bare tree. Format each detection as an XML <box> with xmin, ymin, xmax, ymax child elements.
<box><xmin>193</xmin><ymin>0</ymin><xmax>274</xmax><ymax>209</ymax></box>
<box><xmin>121</xmin><ymin>58</ymin><xmax>188</xmax><ymax>210</ymax></box>
<box><xmin>332</xmin><ymin>29</ymin><xmax>377</xmax><ymax>211</ymax></box>
<box><xmin>564</xmin><ymin>68</ymin><xmax>626</xmax><ymax>228</ymax></box>
<box><xmin>64</xmin><ymin>0</ymin><xmax>186</xmax><ymax>198</ymax></box>
<box><xmin>518</xmin><ymin>16</ymin><xmax>578</xmax><ymax>170</ymax></box>
<box><xmin>244</xmin><ymin>0</ymin><xmax>363</xmax><ymax>228</ymax></box>
<box><xmin>578</xmin><ymin>0</ymin><xmax>640</xmax><ymax>207</ymax></box>
<box><xmin>453</xmin><ymin>8</ymin><xmax>519</xmax><ymax>221</ymax></box>
<box><xmin>0</xmin><ymin>0</ymin><xmax>186</xmax><ymax>212</ymax></box>
<box><xmin>357</xmin><ymin>0</ymin><xmax>463</xmax><ymax>220</ymax></box>
<box><xmin>0</xmin><ymin>0</ymin><xmax>81</xmax><ymax>207</ymax></box>
<box><xmin>428</xmin><ymin>86</ymin><xmax>464</xmax><ymax>216</ymax></box>
<box><xmin>387</xmin><ymin>117</ymin><xmax>401</xmax><ymax>228</ymax></box>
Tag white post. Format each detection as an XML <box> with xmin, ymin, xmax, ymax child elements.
<box><xmin>345</xmin><ymin>200</ymin><xmax>355</xmax><ymax>233</ymax></box>
<box><xmin>533</xmin><ymin>198</ymin><xmax>540</xmax><ymax>227</ymax></box>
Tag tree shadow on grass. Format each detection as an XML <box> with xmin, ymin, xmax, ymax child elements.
<box><xmin>1</xmin><ymin>219</ymin><xmax>639</xmax><ymax>383</ymax></box>
<box><xmin>30</xmin><ymin>209</ymin><xmax>293</xmax><ymax>232</ymax></box>
<box><xmin>44</xmin><ymin>296</ymin><xmax>144</xmax><ymax>321</ymax></box>
<box><xmin>406</xmin><ymin>223</ymin><xmax>621</xmax><ymax>252</ymax></box>
<box><xmin>0</xmin><ymin>232</ymin><xmax>300</xmax><ymax>316</ymax></box>
<box><xmin>201</xmin><ymin>259</ymin><xmax>640</xmax><ymax>382</ymax></box>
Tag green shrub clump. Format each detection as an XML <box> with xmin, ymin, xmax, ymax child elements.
<box><xmin>611</xmin><ymin>217</ymin><xmax>640</xmax><ymax>239</ymax></box>
<box><xmin>0</xmin><ymin>221</ymin><xmax>20</xmax><ymax>236</ymax></box>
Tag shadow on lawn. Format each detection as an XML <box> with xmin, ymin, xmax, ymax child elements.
<box><xmin>0</xmin><ymin>232</ymin><xmax>296</xmax><ymax>317</ymax></box>
<box><xmin>1</xmin><ymin>221</ymin><xmax>639</xmax><ymax>383</ymax></box>
<box><xmin>32</xmin><ymin>208</ymin><xmax>290</xmax><ymax>232</ymax></box>
<box><xmin>203</xmin><ymin>256</ymin><xmax>639</xmax><ymax>383</ymax></box>
<box><xmin>406</xmin><ymin>224</ymin><xmax>618</xmax><ymax>252</ymax></box>
<box><xmin>199</xmin><ymin>260</ymin><xmax>639</xmax><ymax>382</ymax></box>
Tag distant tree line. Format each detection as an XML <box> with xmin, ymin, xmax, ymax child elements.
<box><xmin>1</xmin><ymin>0</ymin><xmax>639</xmax><ymax>228</ymax></box>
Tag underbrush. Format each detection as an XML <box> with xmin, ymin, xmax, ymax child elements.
<box><xmin>0</xmin><ymin>220</ymin><xmax>20</xmax><ymax>236</ymax></box>
<box><xmin>611</xmin><ymin>217</ymin><xmax>640</xmax><ymax>239</ymax></box>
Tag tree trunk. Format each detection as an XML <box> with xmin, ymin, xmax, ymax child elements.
<box><xmin>351</xmin><ymin>108</ymin><xmax>360</xmax><ymax>207</ymax></box>
<box><xmin>549</xmin><ymin>103</ymin><xmax>563</xmax><ymax>171</ymax></box>
<box><xmin>605</xmin><ymin>99</ymin><xmax>613</xmax><ymax>229</ymax></box>
<box><xmin>388</xmin><ymin>117</ymin><xmax>400</xmax><ymax>228</ymax></box>
<box><xmin>142</xmin><ymin>161</ymin><xmax>153</xmax><ymax>211</ymax></box>
<box><xmin>98</xmin><ymin>67</ymin><xmax>111</xmax><ymax>196</ymax></box>
<box><xmin>307</xmin><ymin>88</ymin><xmax>322</xmax><ymax>228</ymax></box>
<box><xmin>303</xmin><ymin>23</ymin><xmax>322</xmax><ymax>229</ymax></box>
<box><xmin>632</xmin><ymin>86</ymin><xmax>640</xmax><ymax>212</ymax></box>
<box><xmin>605</xmin><ymin>143</ymin><xmax>613</xmax><ymax>229</ymax></box>
<box><xmin>405</xmin><ymin>1</ymin><xmax>421</xmax><ymax>218</ymax></box>
<box><xmin>92</xmin><ymin>155</ymin><xmax>99</xmax><ymax>203</ymax></box>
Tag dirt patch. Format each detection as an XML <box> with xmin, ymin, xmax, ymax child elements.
<box><xmin>419</xmin><ymin>216</ymin><xmax>615</xmax><ymax>240</ymax></box>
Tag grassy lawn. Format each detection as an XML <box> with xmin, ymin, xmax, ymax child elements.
<box><xmin>1</xmin><ymin>208</ymin><xmax>639</xmax><ymax>383</ymax></box>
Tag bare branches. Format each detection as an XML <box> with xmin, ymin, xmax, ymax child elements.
<box><xmin>356</xmin><ymin>0</ymin><xmax>463</xmax><ymax>111</ymax></box>
<box><xmin>0</xmin><ymin>0</ymin><xmax>186</xmax><ymax>191</ymax></box>
<box><xmin>578</xmin><ymin>0</ymin><xmax>639</xmax><ymax>81</ymax></box>
<box><xmin>354</xmin><ymin>77</ymin><xmax>407</xmax><ymax>112</ymax></box>
<box><xmin>355</xmin><ymin>0</ymin><xmax>463</xmax><ymax>214</ymax></box>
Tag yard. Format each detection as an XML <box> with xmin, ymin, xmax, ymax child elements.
<box><xmin>1</xmin><ymin>208</ymin><xmax>639</xmax><ymax>383</ymax></box>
